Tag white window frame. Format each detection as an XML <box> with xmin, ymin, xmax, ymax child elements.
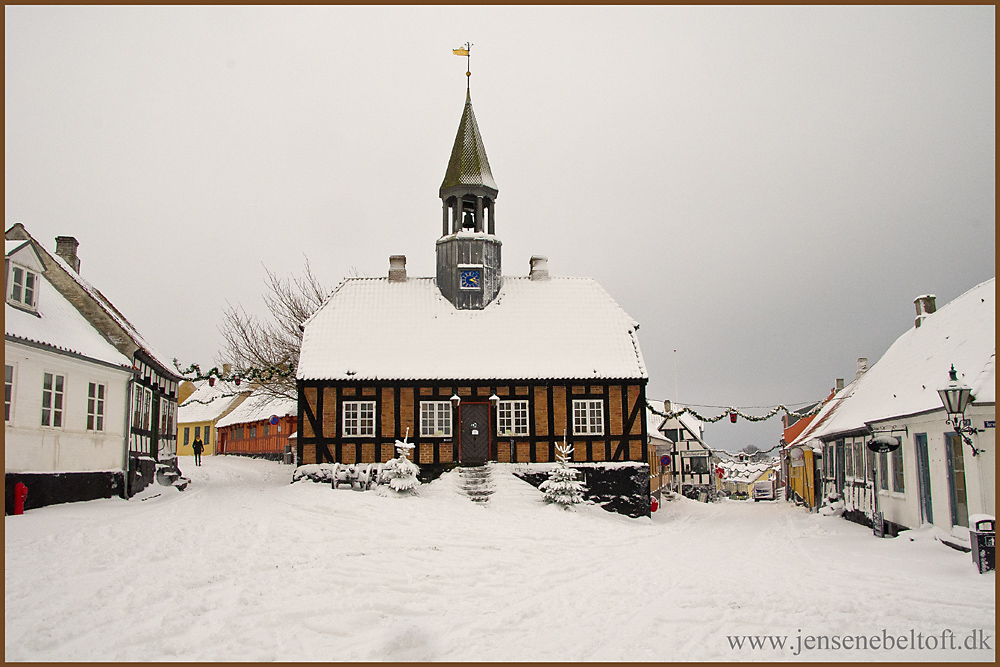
<box><xmin>420</xmin><ymin>401</ymin><xmax>452</xmax><ymax>437</ymax></box>
<box><xmin>497</xmin><ymin>400</ymin><xmax>529</xmax><ymax>436</ymax></box>
<box><xmin>343</xmin><ymin>400</ymin><xmax>376</xmax><ymax>437</ymax></box>
<box><xmin>7</xmin><ymin>262</ymin><xmax>39</xmax><ymax>310</ymax></box>
<box><xmin>5</xmin><ymin>364</ymin><xmax>13</xmax><ymax>423</ymax></box>
<box><xmin>41</xmin><ymin>372</ymin><xmax>65</xmax><ymax>428</ymax></box>
<box><xmin>87</xmin><ymin>382</ymin><xmax>106</xmax><ymax>431</ymax></box>
<box><xmin>572</xmin><ymin>399</ymin><xmax>604</xmax><ymax>436</ymax></box>
<box><xmin>159</xmin><ymin>396</ymin><xmax>169</xmax><ymax>434</ymax></box>
<box><xmin>142</xmin><ymin>387</ymin><xmax>152</xmax><ymax>430</ymax></box>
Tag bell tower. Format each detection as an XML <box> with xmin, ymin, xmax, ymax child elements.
<box><xmin>436</xmin><ymin>90</ymin><xmax>502</xmax><ymax>310</ymax></box>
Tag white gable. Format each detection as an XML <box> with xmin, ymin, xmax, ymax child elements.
<box><xmin>297</xmin><ymin>276</ymin><xmax>647</xmax><ymax>381</ymax></box>
<box><xmin>6</xmin><ymin>240</ymin><xmax>44</xmax><ymax>273</ymax></box>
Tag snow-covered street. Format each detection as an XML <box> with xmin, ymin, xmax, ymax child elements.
<box><xmin>5</xmin><ymin>456</ymin><xmax>995</xmax><ymax>661</ymax></box>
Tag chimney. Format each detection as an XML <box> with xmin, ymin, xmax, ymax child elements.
<box><xmin>856</xmin><ymin>357</ymin><xmax>868</xmax><ymax>381</ymax></box>
<box><xmin>835</xmin><ymin>378</ymin><xmax>845</xmax><ymax>392</ymax></box>
<box><xmin>55</xmin><ymin>236</ymin><xmax>81</xmax><ymax>273</ymax></box>
<box><xmin>913</xmin><ymin>294</ymin><xmax>936</xmax><ymax>328</ymax></box>
<box><xmin>529</xmin><ymin>255</ymin><xmax>548</xmax><ymax>280</ymax></box>
<box><xmin>388</xmin><ymin>255</ymin><xmax>406</xmax><ymax>282</ymax></box>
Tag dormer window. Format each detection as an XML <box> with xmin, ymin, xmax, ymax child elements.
<box><xmin>8</xmin><ymin>263</ymin><xmax>38</xmax><ymax>311</ymax></box>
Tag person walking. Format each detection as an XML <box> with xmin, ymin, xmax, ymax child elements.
<box><xmin>192</xmin><ymin>435</ymin><xmax>204</xmax><ymax>466</ymax></box>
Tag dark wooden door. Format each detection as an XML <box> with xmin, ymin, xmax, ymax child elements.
<box><xmin>460</xmin><ymin>403</ymin><xmax>490</xmax><ymax>464</ymax></box>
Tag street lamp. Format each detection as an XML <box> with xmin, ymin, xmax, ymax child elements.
<box><xmin>938</xmin><ymin>365</ymin><xmax>983</xmax><ymax>456</ymax></box>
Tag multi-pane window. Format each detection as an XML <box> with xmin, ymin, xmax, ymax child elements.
<box><xmin>420</xmin><ymin>401</ymin><xmax>452</xmax><ymax>437</ymax></box>
<box><xmin>87</xmin><ymin>382</ymin><xmax>106</xmax><ymax>431</ymax></box>
<box><xmin>131</xmin><ymin>385</ymin><xmax>142</xmax><ymax>431</ymax></box>
<box><xmin>879</xmin><ymin>452</ymin><xmax>889</xmax><ymax>490</ymax></box>
<box><xmin>166</xmin><ymin>401</ymin><xmax>174</xmax><ymax>436</ymax></box>
<box><xmin>249</xmin><ymin>425</ymin><xmax>257</xmax><ymax>438</ymax></box>
<box><xmin>891</xmin><ymin>446</ymin><xmax>905</xmax><ymax>492</ymax></box>
<box><xmin>343</xmin><ymin>401</ymin><xmax>376</xmax><ymax>437</ymax></box>
<box><xmin>572</xmin><ymin>399</ymin><xmax>604</xmax><ymax>435</ymax></box>
<box><xmin>159</xmin><ymin>397</ymin><xmax>168</xmax><ymax>434</ymax></box>
<box><xmin>845</xmin><ymin>439</ymin><xmax>855</xmax><ymax>478</ymax></box>
<box><xmin>195</xmin><ymin>426</ymin><xmax>202</xmax><ymax>441</ymax></box>
<box><xmin>853</xmin><ymin>440</ymin><xmax>864</xmax><ymax>479</ymax></box>
<box><xmin>497</xmin><ymin>400</ymin><xmax>529</xmax><ymax>436</ymax></box>
<box><xmin>183</xmin><ymin>427</ymin><xmax>190</xmax><ymax>446</ymax></box>
<box><xmin>8</xmin><ymin>264</ymin><xmax>38</xmax><ymax>308</ymax></box>
<box><xmin>263</xmin><ymin>424</ymin><xmax>270</xmax><ymax>436</ymax></box>
<box><xmin>142</xmin><ymin>387</ymin><xmax>152</xmax><ymax>430</ymax></box>
<box><xmin>41</xmin><ymin>373</ymin><xmax>65</xmax><ymax>427</ymax></box>
<box><xmin>5</xmin><ymin>364</ymin><xmax>13</xmax><ymax>422</ymax></box>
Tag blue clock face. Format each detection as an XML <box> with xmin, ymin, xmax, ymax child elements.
<box><xmin>460</xmin><ymin>269</ymin><xmax>481</xmax><ymax>289</ymax></box>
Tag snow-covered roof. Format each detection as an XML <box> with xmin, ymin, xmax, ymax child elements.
<box><xmin>803</xmin><ymin>278</ymin><xmax>995</xmax><ymax>440</ymax></box>
<box><xmin>5</xmin><ymin>263</ymin><xmax>132</xmax><ymax>368</ymax></box>
<box><xmin>297</xmin><ymin>276</ymin><xmax>647</xmax><ymax>381</ymax></box>
<box><xmin>652</xmin><ymin>402</ymin><xmax>705</xmax><ymax>444</ymax></box>
<box><xmin>646</xmin><ymin>407</ymin><xmax>667</xmax><ymax>439</ymax></box>
<box><xmin>215</xmin><ymin>389</ymin><xmax>297</xmax><ymax>429</ymax></box>
<box><xmin>178</xmin><ymin>381</ymin><xmax>249</xmax><ymax>424</ymax></box>
<box><xmin>44</xmin><ymin>251</ymin><xmax>176</xmax><ymax>375</ymax></box>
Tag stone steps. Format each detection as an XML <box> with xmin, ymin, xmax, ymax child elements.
<box><xmin>458</xmin><ymin>464</ymin><xmax>495</xmax><ymax>503</ymax></box>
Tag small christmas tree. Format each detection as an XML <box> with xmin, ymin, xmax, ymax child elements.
<box><xmin>381</xmin><ymin>430</ymin><xmax>420</xmax><ymax>494</ymax></box>
<box><xmin>539</xmin><ymin>434</ymin><xmax>586</xmax><ymax>506</ymax></box>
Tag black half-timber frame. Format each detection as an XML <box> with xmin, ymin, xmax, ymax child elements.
<box><xmin>296</xmin><ymin>378</ymin><xmax>648</xmax><ymax>467</ymax></box>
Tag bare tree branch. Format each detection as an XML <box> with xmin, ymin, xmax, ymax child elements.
<box><xmin>217</xmin><ymin>257</ymin><xmax>330</xmax><ymax>400</ymax></box>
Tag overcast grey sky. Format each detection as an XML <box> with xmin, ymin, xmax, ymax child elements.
<box><xmin>5</xmin><ymin>6</ymin><xmax>995</xmax><ymax>452</ymax></box>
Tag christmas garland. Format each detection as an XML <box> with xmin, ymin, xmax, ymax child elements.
<box><xmin>646</xmin><ymin>399</ymin><xmax>824</xmax><ymax>425</ymax></box>
<box><xmin>646</xmin><ymin>399</ymin><xmax>826</xmax><ymax>462</ymax></box>
<box><xmin>172</xmin><ymin>359</ymin><xmax>296</xmax><ymax>406</ymax></box>
<box><xmin>172</xmin><ymin>359</ymin><xmax>295</xmax><ymax>385</ymax></box>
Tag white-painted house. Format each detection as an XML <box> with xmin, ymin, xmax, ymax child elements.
<box><xmin>5</xmin><ymin>239</ymin><xmax>134</xmax><ymax>512</ymax></box>
<box><xmin>790</xmin><ymin>279</ymin><xmax>995</xmax><ymax>541</ymax></box>
<box><xmin>6</xmin><ymin>223</ymin><xmax>184</xmax><ymax>511</ymax></box>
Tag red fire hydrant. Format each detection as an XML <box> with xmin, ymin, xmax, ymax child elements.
<box><xmin>14</xmin><ymin>482</ymin><xmax>28</xmax><ymax>515</ymax></box>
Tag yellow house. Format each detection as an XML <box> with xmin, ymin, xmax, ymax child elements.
<box><xmin>177</xmin><ymin>381</ymin><xmax>249</xmax><ymax>457</ymax></box>
<box><xmin>786</xmin><ymin>444</ymin><xmax>819</xmax><ymax>509</ymax></box>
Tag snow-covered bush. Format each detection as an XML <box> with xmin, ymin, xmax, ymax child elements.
<box><xmin>539</xmin><ymin>439</ymin><xmax>586</xmax><ymax>506</ymax></box>
<box><xmin>380</xmin><ymin>440</ymin><xmax>420</xmax><ymax>494</ymax></box>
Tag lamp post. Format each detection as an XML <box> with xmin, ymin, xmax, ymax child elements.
<box><xmin>938</xmin><ymin>365</ymin><xmax>983</xmax><ymax>456</ymax></box>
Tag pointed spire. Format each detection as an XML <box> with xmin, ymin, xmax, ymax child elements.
<box><xmin>439</xmin><ymin>93</ymin><xmax>498</xmax><ymax>194</ymax></box>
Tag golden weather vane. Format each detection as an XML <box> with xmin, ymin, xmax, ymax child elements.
<box><xmin>452</xmin><ymin>42</ymin><xmax>473</xmax><ymax>91</ymax></box>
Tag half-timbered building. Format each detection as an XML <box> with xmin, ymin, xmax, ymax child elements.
<box><xmin>295</xmin><ymin>90</ymin><xmax>650</xmax><ymax>509</ymax></box>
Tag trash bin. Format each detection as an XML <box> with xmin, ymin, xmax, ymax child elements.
<box><xmin>283</xmin><ymin>445</ymin><xmax>293</xmax><ymax>465</ymax></box>
<box><xmin>970</xmin><ymin>515</ymin><xmax>995</xmax><ymax>574</ymax></box>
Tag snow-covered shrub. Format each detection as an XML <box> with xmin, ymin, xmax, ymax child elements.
<box><xmin>539</xmin><ymin>439</ymin><xmax>586</xmax><ymax>506</ymax></box>
<box><xmin>380</xmin><ymin>440</ymin><xmax>420</xmax><ymax>494</ymax></box>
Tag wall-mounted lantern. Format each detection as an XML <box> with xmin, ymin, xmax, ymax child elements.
<box><xmin>938</xmin><ymin>364</ymin><xmax>983</xmax><ymax>456</ymax></box>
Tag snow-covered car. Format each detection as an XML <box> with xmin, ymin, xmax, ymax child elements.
<box><xmin>752</xmin><ymin>479</ymin><xmax>775</xmax><ymax>501</ymax></box>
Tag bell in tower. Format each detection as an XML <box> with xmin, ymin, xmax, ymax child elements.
<box><xmin>436</xmin><ymin>89</ymin><xmax>502</xmax><ymax>310</ymax></box>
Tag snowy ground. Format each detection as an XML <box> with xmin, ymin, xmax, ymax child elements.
<box><xmin>5</xmin><ymin>456</ymin><xmax>995</xmax><ymax>661</ymax></box>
